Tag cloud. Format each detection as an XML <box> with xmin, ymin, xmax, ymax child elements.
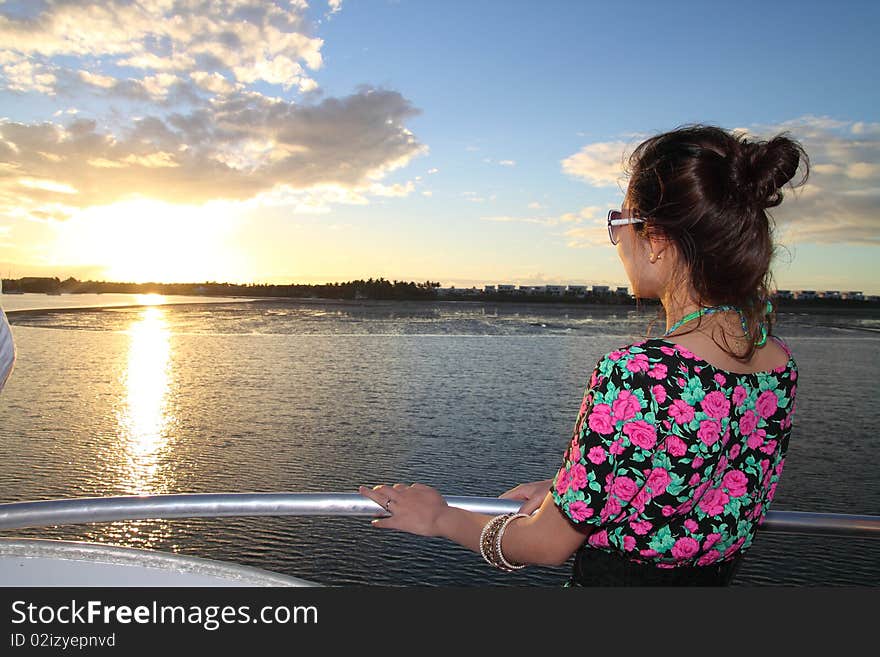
<box><xmin>0</xmin><ymin>1</ymin><xmax>323</xmax><ymax>91</ymax></box>
<box><xmin>0</xmin><ymin>88</ymin><xmax>425</xmax><ymax>220</ymax></box>
<box><xmin>740</xmin><ymin>116</ymin><xmax>880</xmax><ymax>245</ymax></box>
<box><xmin>560</xmin><ymin>117</ymin><xmax>880</xmax><ymax>246</ymax></box>
<box><xmin>481</xmin><ymin>206</ymin><xmax>605</xmax><ymax>234</ymax></box>
<box><xmin>0</xmin><ymin>2</ymin><xmax>427</xmax><ymax>222</ymax></box>
<box><xmin>561</xmin><ymin>140</ymin><xmax>630</xmax><ymax>188</ymax></box>
<box><xmin>498</xmin><ymin>160</ymin><xmax>516</xmax><ymax>167</ymax></box>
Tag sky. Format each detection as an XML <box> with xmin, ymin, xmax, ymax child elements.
<box><xmin>0</xmin><ymin>0</ymin><xmax>878</xmax><ymax>293</ymax></box>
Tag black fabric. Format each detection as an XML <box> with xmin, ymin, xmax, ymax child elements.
<box><xmin>569</xmin><ymin>546</ymin><xmax>742</xmax><ymax>586</ymax></box>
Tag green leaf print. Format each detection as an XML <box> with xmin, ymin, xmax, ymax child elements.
<box><xmin>648</xmin><ymin>525</ymin><xmax>676</xmax><ymax>553</ymax></box>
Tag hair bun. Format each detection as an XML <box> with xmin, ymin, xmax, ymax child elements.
<box><xmin>735</xmin><ymin>135</ymin><xmax>806</xmax><ymax>208</ymax></box>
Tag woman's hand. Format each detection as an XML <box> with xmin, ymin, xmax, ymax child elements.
<box><xmin>358</xmin><ymin>483</ymin><xmax>450</xmax><ymax>537</ymax></box>
<box><xmin>499</xmin><ymin>479</ymin><xmax>554</xmax><ymax>515</ymax></box>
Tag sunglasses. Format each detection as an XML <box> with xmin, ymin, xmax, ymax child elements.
<box><xmin>607</xmin><ymin>209</ymin><xmax>645</xmax><ymax>245</ymax></box>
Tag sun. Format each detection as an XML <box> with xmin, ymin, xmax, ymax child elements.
<box><xmin>50</xmin><ymin>198</ymin><xmax>254</xmax><ymax>283</ymax></box>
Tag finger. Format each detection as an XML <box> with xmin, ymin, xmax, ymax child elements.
<box><xmin>392</xmin><ymin>483</ymin><xmax>407</xmax><ymax>490</ymax></box>
<box><xmin>370</xmin><ymin>517</ymin><xmax>399</xmax><ymax>530</ymax></box>
<box><xmin>519</xmin><ymin>498</ymin><xmax>543</xmax><ymax>515</ymax></box>
<box><xmin>358</xmin><ymin>485</ymin><xmax>389</xmax><ymax>508</ymax></box>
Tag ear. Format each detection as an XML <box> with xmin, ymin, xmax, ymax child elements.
<box><xmin>647</xmin><ymin>234</ymin><xmax>674</xmax><ymax>264</ymax></box>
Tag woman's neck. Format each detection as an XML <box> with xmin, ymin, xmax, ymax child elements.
<box><xmin>660</xmin><ymin>288</ymin><xmax>704</xmax><ymax>333</ymax></box>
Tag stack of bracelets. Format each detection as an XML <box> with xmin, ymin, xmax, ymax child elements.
<box><xmin>479</xmin><ymin>513</ymin><xmax>529</xmax><ymax>572</ymax></box>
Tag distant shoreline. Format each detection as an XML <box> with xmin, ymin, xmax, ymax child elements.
<box><xmin>5</xmin><ymin>293</ymin><xmax>880</xmax><ymax>320</ymax></box>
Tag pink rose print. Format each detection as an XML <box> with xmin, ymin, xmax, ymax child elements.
<box><xmin>662</xmin><ymin>505</ymin><xmax>675</xmax><ymax>517</ymax></box>
<box><xmin>671</xmin><ymin>537</ymin><xmax>700</xmax><ymax>559</ymax></box>
<box><xmin>660</xmin><ymin>345</ymin><xmax>676</xmax><ymax>356</ymax></box>
<box><xmin>698</xmin><ymin>487</ymin><xmax>729</xmax><ymax>516</ymax></box>
<box><xmin>669</xmin><ymin>399</ymin><xmax>695</xmax><ymax>424</ymax></box>
<box><xmin>646</xmin><ymin>468</ymin><xmax>672</xmax><ymax>496</ymax></box>
<box><xmin>623</xmin><ymin>535</ymin><xmax>636</xmax><ymax>551</ymax></box>
<box><xmin>747</xmin><ymin>429</ymin><xmax>766</xmax><ymax>451</ymax></box>
<box><xmin>588</xmin><ymin>530</ymin><xmax>609</xmax><ymax>548</ymax></box>
<box><xmin>569</xmin><ymin>463</ymin><xmax>588</xmax><ymax>491</ymax></box>
<box><xmin>609</xmin><ymin>439</ymin><xmax>625</xmax><ymax>456</ymax></box>
<box><xmin>689</xmin><ymin>473</ymin><xmax>701</xmax><ymax>486</ymax></box>
<box><xmin>697</xmin><ymin>550</ymin><xmax>720</xmax><ymax>566</ymax></box>
<box><xmin>665</xmin><ymin>435</ymin><xmax>687</xmax><ymax>457</ymax></box>
<box><xmin>612</xmin><ymin>389</ymin><xmax>641</xmax><ymax>422</ymax></box>
<box><xmin>600</xmin><ymin>496</ymin><xmax>621</xmax><ymax>520</ymax></box>
<box><xmin>611</xmin><ymin>476</ymin><xmax>638</xmax><ymax>501</ymax></box>
<box><xmin>588</xmin><ymin>404</ymin><xmax>614</xmax><ymax>434</ymax></box>
<box><xmin>568</xmin><ymin>500</ymin><xmax>594</xmax><ymax>522</ymax></box>
<box><xmin>697</xmin><ymin>419</ymin><xmax>721</xmax><ymax>446</ymax></box>
<box><xmin>555</xmin><ymin>468</ymin><xmax>570</xmax><ymax>495</ymax></box>
<box><xmin>714</xmin><ymin>372</ymin><xmax>727</xmax><ymax>386</ymax></box>
<box><xmin>608</xmin><ymin>350</ymin><xmax>625</xmax><ymax>361</ymax></box>
<box><xmin>723</xmin><ymin>470</ymin><xmax>749</xmax><ymax>497</ymax></box>
<box><xmin>767</xmin><ymin>482</ymin><xmax>778</xmax><ymax>503</ymax></box>
<box><xmin>623</xmin><ymin>420</ymin><xmax>657</xmax><ymax>450</ymax></box>
<box><xmin>678</xmin><ymin>347</ymin><xmax>695</xmax><ymax>359</ymax></box>
<box><xmin>732</xmin><ymin>385</ymin><xmax>748</xmax><ymax>407</ymax></box>
<box><xmin>648</xmin><ymin>362</ymin><xmax>668</xmax><ymax>379</ymax></box>
<box><xmin>677</xmin><ymin>377</ymin><xmax>686</xmax><ymax>387</ymax></box>
<box><xmin>587</xmin><ymin>446</ymin><xmax>606</xmax><ymax>465</ymax></box>
<box><xmin>791</xmin><ymin>370</ymin><xmax>797</xmax><ymax>381</ymax></box>
<box><xmin>759</xmin><ymin>439</ymin><xmax>778</xmax><ymax>455</ymax></box>
<box><xmin>629</xmin><ymin>519</ymin><xmax>653</xmax><ymax>535</ymax></box>
<box><xmin>684</xmin><ymin>519</ymin><xmax>699</xmax><ymax>533</ymax></box>
<box><xmin>570</xmin><ymin>441</ymin><xmax>582</xmax><ymax>463</ymax></box>
<box><xmin>756</xmin><ymin>390</ymin><xmax>779</xmax><ymax>419</ymax></box>
<box><xmin>692</xmin><ymin>457</ymin><xmax>704</xmax><ymax>469</ymax></box>
<box><xmin>740</xmin><ymin>410</ymin><xmax>758</xmax><ymax>436</ymax></box>
<box><xmin>626</xmin><ymin>353</ymin><xmax>650</xmax><ymax>373</ymax></box>
<box><xmin>703</xmin><ymin>533</ymin><xmax>722</xmax><ymax>550</ymax></box>
<box><xmin>630</xmin><ymin>488</ymin><xmax>649</xmax><ymax>514</ymax></box>
<box><xmin>652</xmin><ymin>384</ymin><xmax>667</xmax><ymax>405</ymax></box>
<box><xmin>701</xmin><ymin>390</ymin><xmax>731</xmax><ymax>419</ymax></box>
<box><xmin>640</xmin><ymin>549</ymin><xmax>658</xmax><ymax>558</ymax></box>
<box><xmin>729</xmin><ymin>443</ymin><xmax>741</xmax><ymax>460</ymax></box>
<box><xmin>775</xmin><ymin>460</ymin><xmax>785</xmax><ymax>477</ymax></box>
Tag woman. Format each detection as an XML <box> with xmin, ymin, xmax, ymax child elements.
<box><xmin>359</xmin><ymin>125</ymin><xmax>808</xmax><ymax>585</ymax></box>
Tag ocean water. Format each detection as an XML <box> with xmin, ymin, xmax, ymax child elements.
<box><xmin>1</xmin><ymin>296</ymin><xmax>878</xmax><ymax>586</ymax></box>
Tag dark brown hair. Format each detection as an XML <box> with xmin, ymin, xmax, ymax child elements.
<box><xmin>626</xmin><ymin>125</ymin><xmax>809</xmax><ymax>361</ymax></box>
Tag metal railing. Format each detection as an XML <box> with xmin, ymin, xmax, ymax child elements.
<box><xmin>0</xmin><ymin>493</ymin><xmax>877</xmax><ymax>538</ymax></box>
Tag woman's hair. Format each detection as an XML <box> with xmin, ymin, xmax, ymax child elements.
<box><xmin>626</xmin><ymin>125</ymin><xmax>809</xmax><ymax>361</ymax></box>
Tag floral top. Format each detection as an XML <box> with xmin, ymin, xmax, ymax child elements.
<box><xmin>551</xmin><ymin>337</ymin><xmax>797</xmax><ymax>568</ymax></box>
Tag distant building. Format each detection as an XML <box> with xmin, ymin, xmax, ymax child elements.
<box><xmin>794</xmin><ymin>290</ymin><xmax>817</xmax><ymax>300</ymax></box>
<box><xmin>820</xmin><ymin>290</ymin><xmax>841</xmax><ymax>299</ymax></box>
<box><xmin>484</xmin><ymin>285</ymin><xmax>496</xmax><ymax>293</ymax></box>
<box><xmin>615</xmin><ymin>286</ymin><xmax>629</xmax><ymax>296</ymax></box>
<box><xmin>592</xmin><ymin>285</ymin><xmax>610</xmax><ymax>295</ymax></box>
<box><xmin>546</xmin><ymin>285</ymin><xmax>566</xmax><ymax>296</ymax></box>
<box><xmin>497</xmin><ymin>284</ymin><xmax>516</xmax><ymax>293</ymax></box>
<box><xmin>567</xmin><ymin>285</ymin><xmax>587</xmax><ymax>296</ymax></box>
<box><xmin>775</xmin><ymin>289</ymin><xmax>793</xmax><ymax>299</ymax></box>
<box><xmin>842</xmin><ymin>291</ymin><xmax>864</xmax><ymax>300</ymax></box>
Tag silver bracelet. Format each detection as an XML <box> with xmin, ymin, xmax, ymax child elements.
<box><xmin>494</xmin><ymin>512</ymin><xmax>529</xmax><ymax>571</ymax></box>
<box><xmin>479</xmin><ymin>514</ymin><xmax>508</xmax><ymax>568</ymax></box>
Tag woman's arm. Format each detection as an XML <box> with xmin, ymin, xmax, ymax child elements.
<box><xmin>359</xmin><ymin>483</ymin><xmax>591</xmax><ymax>567</ymax></box>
